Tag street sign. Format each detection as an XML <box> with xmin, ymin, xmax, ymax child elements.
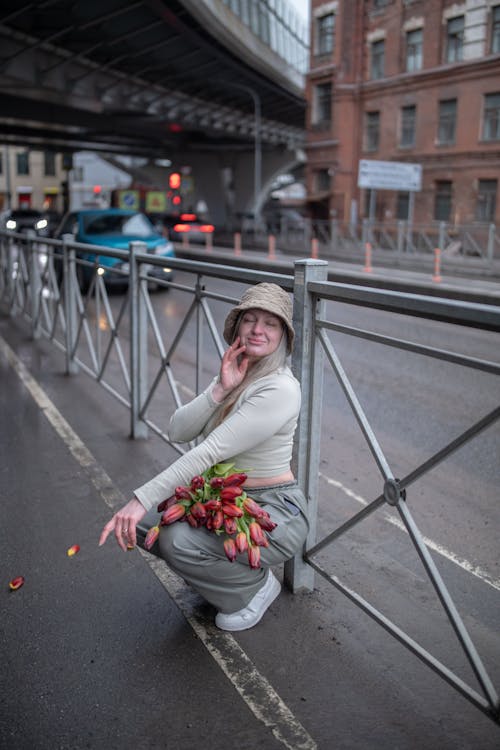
<box><xmin>117</xmin><ymin>189</ymin><xmax>140</xmax><ymax>210</ymax></box>
<box><xmin>358</xmin><ymin>160</ymin><xmax>422</xmax><ymax>191</ymax></box>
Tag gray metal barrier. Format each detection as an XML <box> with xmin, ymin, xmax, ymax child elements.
<box><xmin>1</xmin><ymin>229</ymin><xmax>499</xmax><ymax>725</ymax></box>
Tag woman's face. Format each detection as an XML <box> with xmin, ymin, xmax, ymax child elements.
<box><xmin>237</xmin><ymin>308</ymin><xmax>284</xmax><ymax>361</ymax></box>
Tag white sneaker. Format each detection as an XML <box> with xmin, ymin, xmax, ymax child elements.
<box><xmin>215</xmin><ymin>570</ymin><xmax>281</xmax><ymax>632</ymax></box>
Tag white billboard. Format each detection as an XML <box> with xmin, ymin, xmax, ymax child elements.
<box><xmin>358</xmin><ymin>160</ymin><xmax>422</xmax><ymax>192</ymax></box>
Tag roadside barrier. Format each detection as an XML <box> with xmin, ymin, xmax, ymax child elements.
<box><xmin>234</xmin><ymin>231</ymin><xmax>242</xmax><ymax>256</ymax></box>
<box><xmin>363</xmin><ymin>241</ymin><xmax>373</xmax><ymax>273</ymax></box>
<box><xmin>432</xmin><ymin>247</ymin><xmax>442</xmax><ymax>283</ymax></box>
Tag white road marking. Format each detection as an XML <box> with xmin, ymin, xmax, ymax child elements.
<box><xmin>0</xmin><ymin>334</ymin><xmax>317</xmax><ymax>750</ymax></box>
<box><xmin>319</xmin><ymin>473</ymin><xmax>500</xmax><ymax>592</ymax></box>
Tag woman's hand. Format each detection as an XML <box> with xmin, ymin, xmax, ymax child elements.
<box><xmin>99</xmin><ymin>497</ymin><xmax>146</xmax><ymax>552</ymax></box>
<box><xmin>212</xmin><ymin>337</ymin><xmax>249</xmax><ymax>401</ymax></box>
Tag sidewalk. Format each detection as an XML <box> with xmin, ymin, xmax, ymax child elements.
<box><xmin>1</xmin><ymin>307</ymin><xmax>498</xmax><ymax>750</ymax></box>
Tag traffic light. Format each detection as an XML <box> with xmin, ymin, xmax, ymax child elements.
<box><xmin>169</xmin><ymin>172</ymin><xmax>181</xmax><ymax>190</ymax></box>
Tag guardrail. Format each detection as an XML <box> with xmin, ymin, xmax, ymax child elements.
<box><xmin>1</xmin><ymin>229</ymin><xmax>499</xmax><ymax>725</ymax></box>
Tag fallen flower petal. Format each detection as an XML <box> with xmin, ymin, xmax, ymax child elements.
<box><xmin>67</xmin><ymin>545</ymin><xmax>80</xmax><ymax>557</ymax></box>
<box><xmin>9</xmin><ymin>576</ymin><xmax>25</xmax><ymax>591</ymax></box>
<box><xmin>144</xmin><ymin>525</ymin><xmax>160</xmax><ymax>551</ymax></box>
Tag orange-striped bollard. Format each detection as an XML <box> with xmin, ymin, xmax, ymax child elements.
<box><xmin>311</xmin><ymin>237</ymin><xmax>319</xmax><ymax>259</ymax></box>
<box><xmin>268</xmin><ymin>234</ymin><xmax>276</xmax><ymax>260</ymax></box>
<box><xmin>234</xmin><ymin>232</ymin><xmax>242</xmax><ymax>256</ymax></box>
<box><xmin>432</xmin><ymin>248</ymin><xmax>442</xmax><ymax>282</ymax></box>
<box><xmin>363</xmin><ymin>242</ymin><xmax>373</xmax><ymax>272</ymax></box>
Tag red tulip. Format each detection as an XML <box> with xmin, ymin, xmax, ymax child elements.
<box><xmin>190</xmin><ymin>475</ymin><xmax>205</xmax><ymax>490</ymax></box>
<box><xmin>247</xmin><ymin>543</ymin><xmax>261</xmax><ymax>569</ymax></box>
<box><xmin>249</xmin><ymin>522</ymin><xmax>269</xmax><ymax>547</ymax></box>
<box><xmin>256</xmin><ymin>515</ymin><xmax>277</xmax><ymax>532</ymax></box>
<box><xmin>242</xmin><ymin>497</ymin><xmax>264</xmax><ymax>518</ymax></box>
<box><xmin>204</xmin><ymin>499</ymin><xmax>221</xmax><ymax>511</ymax></box>
<box><xmin>220</xmin><ymin>486</ymin><xmax>243</xmax><ymax>502</ymax></box>
<box><xmin>222</xmin><ymin>472</ymin><xmax>247</xmax><ymax>487</ymax></box>
<box><xmin>190</xmin><ymin>502</ymin><xmax>207</xmax><ymax>521</ymax></box>
<box><xmin>210</xmin><ymin>477</ymin><xmax>224</xmax><ymax>488</ymax></box>
<box><xmin>221</xmin><ymin>503</ymin><xmax>243</xmax><ymax>518</ymax></box>
<box><xmin>157</xmin><ymin>494</ymin><xmax>177</xmax><ymax>513</ymax></box>
<box><xmin>186</xmin><ymin>514</ymin><xmax>200</xmax><ymax>528</ymax></box>
<box><xmin>144</xmin><ymin>525</ymin><xmax>160</xmax><ymax>551</ymax></box>
<box><xmin>223</xmin><ymin>537</ymin><xmax>237</xmax><ymax>562</ymax></box>
<box><xmin>161</xmin><ymin>503</ymin><xmax>186</xmax><ymax>525</ymax></box>
<box><xmin>67</xmin><ymin>544</ymin><xmax>80</xmax><ymax>557</ymax></box>
<box><xmin>235</xmin><ymin>531</ymin><xmax>248</xmax><ymax>553</ymax></box>
<box><xmin>174</xmin><ymin>486</ymin><xmax>193</xmax><ymax>500</ymax></box>
<box><xmin>212</xmin><ymin>510</ymin><xmax>224</xmax><ymax>530</ymax></box>
<box><xmin>9</xmin><ymin>576</ymin><xmax>25</xmax><ymax>591</ymax></box>
<box><xmin>224</xmin><ymin>517</ymin><xmax>238</xmax><ymax>535</ymax></box>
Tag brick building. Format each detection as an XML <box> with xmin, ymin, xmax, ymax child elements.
<box><xmin>305</xmin><ymin>1</ymin><xmax>500</xmax><ymax>228</ymax></box>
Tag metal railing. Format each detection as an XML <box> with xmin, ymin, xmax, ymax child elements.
<box><xmin>239</xmin><ymin>218</ymin><xmax>500</xmax><ymax>266</ymax></box>
<box><xmin>1</xmin><ymin>229</ymin><xmax>499</xmax><ymax>726</ymax></box>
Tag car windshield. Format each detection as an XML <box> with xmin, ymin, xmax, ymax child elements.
<box><xmin>83</xmin><ymin>213</ymin><xmax>155</xmax><ymax>237</ymax></box>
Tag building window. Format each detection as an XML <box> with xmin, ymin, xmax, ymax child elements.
<box><xmin>438</xmin><ymin>99</ymin><xmax>457</xmax><ymax>144</ymax></box>
<box><xmin>313</xmin><ymin>82</ymin><xmax>332</xmax><ymax>128</ymax></box>
<box><xmin>396</xmin><ymin>192</ymin><xmax>410</xmax><ymax>220</ymax></box>
<box><xmin>365</xmin><ymin>111</ymin><xmax>380</xmax><ymax>151</ymax></box>
<box><xmin>492</xmin><ymin>5</ymin><xmax>500</xmax><ymax>53</ymax></box>
<box><xmin>316</xmin><ymin>13</ymin><xmax>335</xmax><ymax>56</ymax></box>
<box><xmin>370</xmin><ymin>39</ymin><xmax>385</xmax><ymax>79</ymax></box>
<box><xmin>434</xmin><ymin>180</ymin><xmax>452</xmax><ymax>221</ymax></box>
<box><xmin>316</xmin><ymin>169</ymin><xmax>331</xmax><ymax>192</ymax></box>
<box><xmin>16</xmin><ymin>151</ymin><xmax>29</xmax><ymax>175</ymax></box>
<box><xmin>406</xmin><ymin>28</ymin><xmax>423</xmax><ymax>72</ymax></box>
<box><xmin>446</xmin><ymin>16</ymin><xmax>464</xmax><ymax>62</ymax></box>
<box><xmin>476</xmin><ymin>179</ymin><xmax>497</xmax><ymax>221</ymax></box>
<box><xmin>44</xmin><ymin>151</ymin><xmax>56</xmax><ymax>176</ymax></box>
<box><xmin>400</xmin><ymin>105</ymin><xmax>416</xmax><ymax>147</ymax></box>
<box><xmin>483</xmin><ymin>93</ymin><xmax>500</xmax><ymax>140</ymax></box>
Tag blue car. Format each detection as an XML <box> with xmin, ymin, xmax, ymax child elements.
<box><xmin>54</xmin><ymin>208</ymin><xmax>175</xmax><ymax>290</ymax></box>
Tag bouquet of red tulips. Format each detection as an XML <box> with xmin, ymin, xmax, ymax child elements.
<box><xmin>143</xmin><ymin>463</ymin><xmax>276</xmax><ymax>569</ymax></box>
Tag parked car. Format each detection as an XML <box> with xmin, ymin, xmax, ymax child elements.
<box><xmin>53</xmin><ymin>208</ymin><xmax>175</xmax><ymax>290</ymax></box>
<box><xmin>147</xmin><ymin>211</ymin><xmax>215</xmax><ymax>244</ymax></box>
<box><xmin>1</xmin><ymin>208</ymin><xmax>49</xmax><ymax>236</ymax></box>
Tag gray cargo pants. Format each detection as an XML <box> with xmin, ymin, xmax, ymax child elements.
<box><xmin>141</xmin><ymin>482</ymin><xmax>309</xmax><ymax>614</ymax></box>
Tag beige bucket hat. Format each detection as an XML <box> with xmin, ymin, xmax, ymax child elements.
<box><xmin>223</xmin><ymin>282</ymin><xmax>295</xmax><ymax>353</ymax></box>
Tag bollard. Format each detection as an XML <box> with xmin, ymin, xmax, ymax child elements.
<box><xmin>432</xmin><ymin>247</ymin><xmax>442</xmax><ymax>283</ymax></box>
<box><xmin>363</xmin><ymin>242</ymin><xmax>373</xmax><ymax>273</ymax></box>
<box><xmin>205</xmin><ymin>231</ymin><xmax>213</xmax><ymax>253</ymax></box>
<box><xmin>311</xmin><ymin>237</ymin><xmax>319</xmax><ymax>259</ymax></box>
<box><xmin>234</xmin><ymin>232</ymin><xmax>242</xmax><ymax>256</ymax></box>
<box><xmin>182</xmin><ymin>232</ymin><xmax>189</xmax><ymax>249</ymax></box>
<box><xmin>268</xmin><ymin>234</ymin><xmax>276</xmax><ymax>260</ymax></box>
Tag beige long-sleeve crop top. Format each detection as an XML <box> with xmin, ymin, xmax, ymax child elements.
<box><xmin>133</xmin><ymin>366</ymin><xmax>301</xmax><ymax>511</ymax></box>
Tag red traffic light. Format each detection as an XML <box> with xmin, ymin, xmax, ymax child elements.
<box><xmin>169</xmin><ymin>172</ymin><xmax>181</xmax><ymax>190</ymax></box>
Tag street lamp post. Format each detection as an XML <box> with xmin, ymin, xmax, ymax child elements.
<box><xmin>226</xmin><ymin>83</ymin><xmax>262</xmax><ymax>224</ymax></box>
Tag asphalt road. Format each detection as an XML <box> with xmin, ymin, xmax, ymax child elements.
<box><xmin>1</xmin><ymin>265</ymin><xmax>499</xmax><ymax>749</ymax></box>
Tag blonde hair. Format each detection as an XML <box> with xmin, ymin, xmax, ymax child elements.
<box><xmin>211</xmin><ymin>323</ymin><xmax>288</xmax><ymax>427</ymax></box>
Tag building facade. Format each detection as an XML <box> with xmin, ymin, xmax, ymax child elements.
<box><xmin>305</xmin><ymin>1</ymin><xmax>500</xmax><ymax>227</ymax></box>
<box><xmin>0</xmin><ymin>146</ymin><xmax>68</xmax><ymax>212</ymax></box>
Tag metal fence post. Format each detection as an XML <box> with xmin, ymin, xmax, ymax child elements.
<box><xmin>129</xmin><ymin>241</ymin><xmax>148</xmax><ymax>439</ymax></box>
<box><xmin>439</xmin><ymin>221</ymin><xmax>446</xmax><ymax>254</ymax></box>
<box><xmin>285</xmin><ymin>258</ymin><xmax>328</xmax><ymax>592</ymax></box>
<box><xmin>62</xmin><ymin>234</ymin><xmax>79</xmax><ymax>375</ymax></box>
<box><xmin>28</xmin><ymin>230</ymin><xmax>41</xmax><ymax>339</ymax></box>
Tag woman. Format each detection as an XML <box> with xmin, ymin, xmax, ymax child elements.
<box><xmin>99</xmin><ymin>282</ymin><xmax>309</xmax><ymax>631</ymax></box>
